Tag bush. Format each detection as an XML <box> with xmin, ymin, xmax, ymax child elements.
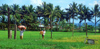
<box><xmin>52</xmin><ymin>28</ymin><xmax>68</xmax><ymax>32</ymax></box>
<box><xmin>5</xmin><ymin>28</ymin><xmax>8</xmax><ymax>30</ymax></box>
<box><xmin>52</xmin><ymin>28</ymin><xmax>59</xmax><ymax>31</ymax></box>
<box><xmin>98</xmin><ymin>24</ymin><xmax>100</xmax><ymax>33</ymax></box>
<box><xmin>98</xmin><ymin>28</ymin><xmax>100</xmax><ymax>32</ymax></box>
<box><xmin>82</xmin><ymin>25</ymin><xmax>94</xmax><ymax>32</ymax></box>
<box><xmin>62</xmin><ymin>29</ymin><xmax>68</xmax><ymax>32</ymax></box>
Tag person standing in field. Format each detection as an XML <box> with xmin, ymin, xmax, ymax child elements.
<box><xmin>20</xmin><ymin>28</ymin><xmax>25</xmax><ymax>40</ymax></box>
<box><xmin>40</xmin><ymin>30</ymin><xmax>46</xmax><ymax>39</ymax></box>
<box><xmin>18</xmin><ymin>25</ymin><xmax>26</xmax><ymax>40</ymax></box>
<box><xmin>42</xmin><ymin>30</ymin><xmax>46</xmax><ymax>39</ymax></box>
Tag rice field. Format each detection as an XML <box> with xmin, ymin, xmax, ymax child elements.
<box><xmin>0</xmin><ymin>30</ymin><xmax>100</xmax><ymax>49</ymax></box>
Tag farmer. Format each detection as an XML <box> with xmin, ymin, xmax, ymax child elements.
<box><xmin>18</xmin><ymin>25</ymin><xmax>26</xmax><ymax>40</ymax></box>
<box><xmin>42</xmin><ymin>30</ymin><xmax>46</xmax><ymax>39</ymax></box>
<box><xmin>20</xmin><ymin>28</ymin><xmax>25</xmax><ymax>39</ymax></box>
<box><xmin>40</xmin><ymin>30</ymin><xmax>46</xmax><ymax>39</ymax></box>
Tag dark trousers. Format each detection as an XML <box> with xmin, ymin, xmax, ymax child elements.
<box><xmin>42</xmin><ymin>34</ymin><xmax>44</xmax><ymax>39</ymax></box>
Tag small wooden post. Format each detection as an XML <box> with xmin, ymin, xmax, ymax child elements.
<box><xmin>10</xmin><ymin>30</ymin><xmax>12</xmax><ymax>39</ymax></box>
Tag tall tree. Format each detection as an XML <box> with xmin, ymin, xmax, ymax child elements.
<box><xmin>78</xmin><ymin>5</ymin><xmax>93</xmax><ymax>36</ymax></box>
<box><xmin>0</xmin><ymin>4</ymin><xmax>12</xmax><ymax>39</ymax></box>
<box><xmin>54</xmin><ymin>6</ymin><xmax>61</xmax><ymax>31</ymax></box>
<box><xmin>8</xmin><ymin>7</ymin><xmax>11</xmax><ymax>39</ymax></box>
<box><xmin>78</xmin><ymin>4</ymin><xmax>84</xmax><ymax>31</ymax></box>
<box><xmin>66</xmin><ymin>2</ymin><xmax>78</xmax><ymax>36</ymax></box>
<box><xmin>12</xmin><ymin>4</ymin><xmax>20</xmax><ymax>39</ymax></box>
<box><xmin>27</xmin><ymin>5</ymin><xmax>37</xmax><ymax>30</ymax></box>
<box><xmin>92</xmin><ymin>4</ymin><xmax>100</xmax><ymax>34</ymax></box>
<box><xmin>20</xmin><ymin>5</ymin><xmax>29</xmax><ymax>25</ymax></box>
<box><xmin>43</xmin><ymin>3</ymin><xmax>59</xmax><ymax>38</ymax></box>
<box><xmin>36</xmin><ymin>4</ymin><xmax>44</xmax><ymax>30</ymax></box>
<box><xmin>47</xmin><ymin>3</ymin><xmax>54</xmax><ymax>39</ymax></box>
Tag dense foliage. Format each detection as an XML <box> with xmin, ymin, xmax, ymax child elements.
<box><xmin>0</xmin><ymin>2</ymin><xmax>100</xmax><ymax>33</ymax></box>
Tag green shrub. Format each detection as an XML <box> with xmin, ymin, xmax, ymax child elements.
<box><xmin>98</xmin><ymin>28</ymin><xmax>100</xmax><ymax>32</ymax></box>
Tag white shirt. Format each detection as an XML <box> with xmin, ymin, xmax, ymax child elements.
<box><xmin>43</xmin><ymin>31</ymin><xmax>46</xmax><ymax>35</ymax></box>
<box><xmin>20</xmin><ymin>30</ymin><xmax>24</xmax><ymax>36</ymax></box>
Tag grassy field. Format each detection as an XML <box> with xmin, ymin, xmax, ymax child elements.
<box><xmin>0</xmin><ymin>30</ymin><xmax>100</xmax><ymax>49</ymax></box>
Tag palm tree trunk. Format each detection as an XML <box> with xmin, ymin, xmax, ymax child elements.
<box><xmin>8</xmin><ymin>7</ymin><xmax>10</xmax><ymax>39</ymax></box>
<box><xmin>85</xmin><ymin>19</ymin><xmax>87</xmax><ymax>37</ymax></box>
<box><xmin>2</xmin><ymin>26</ymin><xmax>3</xmax><ymax>30</ymax></box>
<box><xmin>79</xmin><ymin>22</ymin><xmax>81</xmax><ymax>31</ymax></box>
<box><xmin>14</xmin><ymin>15</ymin><xmax>17</xmax><ymax>39</ymax></box>
<box><xmin>50</xmin><ymin>17</ymin><xmax>52</xmax><ymax>39</ymax></box>
<box><xmin>95</xmin><ymin>15</ymin><xmax>96</xmax><ymax>34</ymax></box>
<box><xmin>57</xmin><ymin>24</ymin><xmax>58</xmax><ymax>31</ymax></box>
<box><xmin>69</xmin><ymin>18</ymin><xmax>71</xmax><ymax>31</ymax></box>
<box><xmin>56</xmin><ymin>23</ymin><xmax>57</xmax><ymax>31</ymax></box>
<box><xmin>86</xmin><ymin>23</ymin><xmax>87</xmax><ymax>37</ymax></box>
<box><xmin>14</xmin><ymin>24</ymin><xmax>17</xmax><ymax>39</ymax></box>
<box><xmin>44</xmin><ymin>17</ymin><xmax>45</xmax><ymax>28</ymax></box>
<box><xmin>56</xmin><ymin>21</ymin><xmax>58</xmax><ymax>31</ymax></box>
<box><xmin>72</xmin><ymin>18</ymin><xmax>74</xmax><ymax>36</ymax></box>
<box><xmin>69</xmin><ymin>18</ymin><xmax>70</xmax><ymax>24</ymax></box>
<box><xmin>39</xmin><ymin>17</ymin><xmax>41</xmax><ymax>31</ymax></box>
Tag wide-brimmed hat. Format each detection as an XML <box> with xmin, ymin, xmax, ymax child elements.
<box><xmin>18</xmin><ymin>25</ymin><xmax>26</xmax><ymax>30</ymax></box>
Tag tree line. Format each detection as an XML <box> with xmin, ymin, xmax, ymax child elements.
<box><xmin>0</xmin><ymin>2</ymin><xmax>100</xmax><ymax>39</ymax></box>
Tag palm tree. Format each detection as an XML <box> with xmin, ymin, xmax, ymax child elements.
<box><xmin>54</xmin><ymin>6</ymin><xmax>61</xmax><ymax>31</ymax></box>
<box><xmin>21</xmin><ymin>5</ymin><xmax>36</xmax><ymax>30</ymax></box>
<box><xmin>42</xmin><ymin>2</ymin><xmax>51</xmax><ymax>27</ymax></box>
<box><xmin>0</xmin><ymin>4</ymin><xmax>12</xmax><ymax>39</ymax></box>
<box><xmin>36</xmin><ymin>5</ymin><xmax>44</xmax><ymax>30</ymax></box>
<box><xmin>43</xmin><ymin>3</ymin><xmax>59</xmax><ymax>38</ymax></box>
<box><xmin>12</xmin><ymin>4</ymin><xmax>20</xmax><ymax>39</ymax></box>
<box><xmin>60</xmin><ymin>10</ymin><xmax>70</xmax><ymax>31</ymax></box>
<box><xmin>20</xmin><ymin>5</ymin><xmax>28</xmax><ymax>22</ymax></box>
<box><xmin>78</xmin><ymin>4</ymin><xmax>84</xmax><ymax>31</ymax></box>
<box><xmin>7</xmin><ymin>7</ymin><xmax>11</xmax><ymax>39</ymax></box>
<box><xmin>47</xmin><ymin>3</ymin><xmax>54</xmax><ymax>39</ymax></box>
<box><xmin>20</xmin><ymin>5</ymin><xmax>30</xmax><ymax>26</ymax></box>
<box><xmin>78</xmin><ymin>5</ymin><xmax>93</xmax><ymax>36</ymax></box>
<box><xmin>92</xmin><ymin>4</ymin><xmax>100</xmax><ymax>34</ymax></box>
<box><xmin>27</xmin><ymin>5</ymin><xmax>37</xmax><ymax>30</ymax></box>
<box><xmin>66</xmin><ymin>6</ymin><xmax>73</xmax><ymax>25</ymax></box>
<box><xmin>64</xmin><ymin>10</ymin><xmax>72</xmax><ymax>31</ymax></box>
<box><xmin>66</xmin><ymin>2</ymin><xmax>78</xmax><ymax>36</ymax></box>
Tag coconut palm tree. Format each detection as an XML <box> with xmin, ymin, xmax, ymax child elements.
<box><xmin>36</xmin><ymin>4</ymin><xmax>44</xmax><ymax>30</ymax></box>
<box><xmin>7</xmin><ymin>7</ymin><xmax>11</xmax><ymax>39</ymax></box>
<box><xmin>46</xmin><ymin>3</ymin><xmax>54</xmax><ymax>39</ymax></box>
<box><xmin>60</xmin><ymin>10</ymin><xmax>70</xmax><ymax>31</ymax></box>
<box><xmin>42</xmin><ymin>3</ymin><xmax>59</xmax><ymax>38</ymax></box>
<box><xmin>12</xmin><ymin>4</ymin><xmax>20</xmax><ymax>39</ymax></box>
<box><xmin>78</xmin><ymin>4</ymin><xmax>84</xmax><ymax>31</ymax></box>
<box><xmin>92</xmin><ymin>4</ymin><xmax>100</xmax><ymax>34</ymax></box>
<box><xmin>0</xmin><ymin>4</ymin><xmax>12</xmax><ymax>39</ymax></box>
<box><xmin>54</xmin><ymin>5</ymin><xmax>61</xmax><ymax>31</ymax></box>
<box><xmin>66</xmin><ymin>2</ymin><xmax>78</xmax><ymax>36</ymax></box>
<box><xmin>27</xmin><ymin>5</ymin><xmax>37</xmax><ymax>30</ymax></box>
<box><xmin>20</xmin><ymin>5</ymin><xmax>28</xmax><ymax>23</ymax></box>
<box><xmin>78</xmin><ymin>5</ymin><xmax>93</xmax><ymax>36</ymax></box>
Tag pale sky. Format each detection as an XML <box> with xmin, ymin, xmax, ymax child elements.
<box><xmin>0</xmin><ymin>0</ymin><xmax>100</xmax><ymax>23</ymax></box>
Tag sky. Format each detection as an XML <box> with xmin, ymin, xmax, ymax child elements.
<box><xmin>0</xmin><ymin>0</ymin><xmax>100</xmax><ymax>23</ymax></box>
